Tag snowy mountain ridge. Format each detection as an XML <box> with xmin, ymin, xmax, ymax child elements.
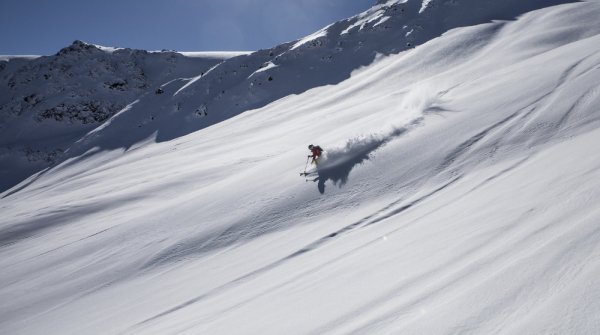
<box><xmin>1</xmin><ymin>0</ymin><xmax>577</xmax><ymax>193</ymax></box>
<box><xmin>2</xmin><ymin>0</ymin><xmax>600</xmax><ymax>334</ymax></box>
<box><xmin>0</xmin><ymin>41</ymin><xmax>243</xmax><ymax>191</ymax></box>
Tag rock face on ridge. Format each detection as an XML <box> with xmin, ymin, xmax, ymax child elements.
<box><xmin>0</xmin><ymin>41</ymin><xmax>236</xmax><ymax>191</ymax></box>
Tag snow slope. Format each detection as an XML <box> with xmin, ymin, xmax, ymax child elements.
<box><xmin>2</xmin><ymin>0</ymin><xmax>600</xmax><ymax>334</ymax></box>
<box><xmin>0</xmin><ymin>0</ymin><xmax>577</xmax><ymax>191</ymax></box>
<box><xmin>61</xmin><ymin>0</ymin><xmax>578</xmax><ymax>157</ymax></box>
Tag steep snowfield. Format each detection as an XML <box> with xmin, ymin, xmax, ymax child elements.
<box><xmin>2</xmin><ymin>0</ymin><xmax>600</xmax><ymax>334</ymax></box>
<box><xmin>62</xmin><ymin>0</ymin><xmax>578</xmax><ymax>157</ymax></box>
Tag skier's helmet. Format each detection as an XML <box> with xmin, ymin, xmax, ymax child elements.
<box><xmin>308</xmin><ymin>144</ymin><xmax>314</xmax><ymax>150</ymax></box>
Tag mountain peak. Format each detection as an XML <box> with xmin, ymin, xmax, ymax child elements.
<box><xmin>56</xmin><ymin>40</ymin><xmax>99</xmax><ymax>56</ymax></box>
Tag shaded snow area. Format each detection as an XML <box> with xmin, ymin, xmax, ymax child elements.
<box><xmin>2</xmin><ymin>0</ymin><xmax>600</xmax><ymax>334</ymax></box>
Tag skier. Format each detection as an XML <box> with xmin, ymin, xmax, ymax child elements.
<box><xmin>308</xmin><ymin>144</ymin><xmax>323</xmax><ymax>165</ymax></box>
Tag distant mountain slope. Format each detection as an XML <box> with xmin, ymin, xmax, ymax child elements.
<box><xmin>0</xmin><ymin>42</ymin><xmax>243</xmax><ymax>191</ymax></box>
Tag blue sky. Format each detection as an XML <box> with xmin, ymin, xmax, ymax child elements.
<box><xmin>0</xmin><ymin>0</ymin><xmax>373</xmax><ymax>55</ymax></box>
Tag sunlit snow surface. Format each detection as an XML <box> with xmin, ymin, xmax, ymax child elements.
<box><xmin>0</xmin><ymin>55</ymin><xmax>41</xmax><ymax>61</ymax></box>
<box><xmin>177</xmin><ymin>51</ymin><xmax>251</xmax><ymax>58</ymax></box>
<box><xmin>2</xmin><ymin>1</ymin><xmax>600</xmax><ymax>334</ymax></box>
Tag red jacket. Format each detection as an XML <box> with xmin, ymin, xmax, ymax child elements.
<box><xmin>310</xmin><ymin>146</ymin><xmax>323</xmax><ymax>158</ymax></box>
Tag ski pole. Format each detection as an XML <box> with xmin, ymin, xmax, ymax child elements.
<box><xmin>302</xmin><ymin>156</ymin><xmax>310</xmax><ymax>175</ymax></box>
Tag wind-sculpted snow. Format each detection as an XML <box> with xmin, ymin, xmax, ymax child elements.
<box><xmin>3</xmin><ymin>1</ymin><xmax>600</xmax><ymax>335</ymax></box>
